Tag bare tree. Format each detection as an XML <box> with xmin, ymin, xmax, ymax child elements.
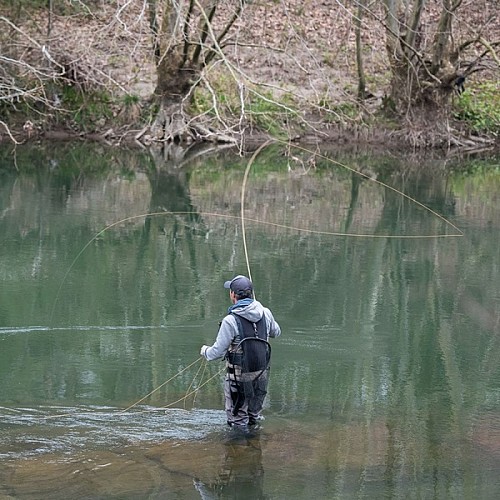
<box><xmin>148</xmin><ymin>0</ymin><xmax>246</xmax><ymax>143</ymax></box>
<box><xmin>379</xmin><ymin>0</ymin><xmax>499</xmax><ymax>142</ymax></box>
<box><xmin>0</xmin><ymin>3</ymin><xmax>118</xmax><ymax>141</ymax></box>
<box><xmin>0</xmin><ymin>1</ymin><xmax>498</xmax><ymax>148</ymax></box>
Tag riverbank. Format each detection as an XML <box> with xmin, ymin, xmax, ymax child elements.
<box><xmin>0</xmin><ymin>1</ymin><xmax>498</xmax><ymax>153</ymax></box>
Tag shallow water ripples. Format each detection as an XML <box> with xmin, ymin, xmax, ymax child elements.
<box><xmin>0</xmin><ymin>405</ymin><xmax>224</xmax><ymax>461</ymax></box>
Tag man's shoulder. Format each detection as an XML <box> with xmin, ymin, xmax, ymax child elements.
<box><xmin>221</xmin><ymin>313</ymin><xmax>239</xmax><ymax>327</ymax></box>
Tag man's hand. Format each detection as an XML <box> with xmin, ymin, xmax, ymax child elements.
<box><xmin>200</xmin><ymin>345</ymin><xmax>209</xmax><ymax>358</ymax></box>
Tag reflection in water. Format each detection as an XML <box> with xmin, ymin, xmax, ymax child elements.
<box><xmin>1</xmin><ymin>144</ymin><xmax>500</xmax><ymax>498</ymax></box>
<box><xmin>194</xmin><ymin>429</ymin><xmax>264</xmax><ymax>499</ymax></box>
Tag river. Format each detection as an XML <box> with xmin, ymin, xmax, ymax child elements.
<box><xmin>1</xmin><ymin>142</ymin><xmax>499</xmax><ymax>498</ymax></box>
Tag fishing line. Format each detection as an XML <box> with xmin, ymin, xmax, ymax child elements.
<box><xmin>183</xmin><ymin>354</ymin><xmax>209</xmax><ymax>409</ymax></box>
<box><xmin>121</xmin><ymin>136</ymin><xmax>264</xmax><ymax>415</ymax></box>
<box><xmin>159</xmin><ymin>364</ymin><xmax>226</xmax><ymax>412</ymax></box>
<box><xmin>119</xmin><ymin>356</ymin><xmax>203</xmax><ymax>414</ymax></box>
<box><xmin>36</xmin><ymin>358</ymin><xmax>225</xmax><ymax>422</ymax></box>
<box><xmin>112</xmin><ymin>362</ymin><xmax>225</xmax><ymax>415</ymax></box>
<box><xmin>50</xmin><ymin>143</ymin><xmax>462</xmax><ymax>321</ymax></box>
<box><xmin>278</xmin><ymin>139</ymin><xmax>464</xmax><ymax>237</ymax></box>
<box><xmin>44</xmin><ymin>141</ymin><xmax>463</xmax><ymax>420</ymax></box>
<box><xmin>117</xmin><ymin>141</ymin><xmax>461</xmax><ymax>416</ymax></box>
<box><xmin>240</xmin><ymin>140</ymin><xmax>274</xmax><ymax>286</ymax></box>
<box><xmin>37</xmin><ymin>357</ymin><xmax>204</xmax><ymax>420</ymax></box>
<box><xmin>116</xmin><ymin>363</ymin><xmax>226</xmax><ymax>416</ymax></box>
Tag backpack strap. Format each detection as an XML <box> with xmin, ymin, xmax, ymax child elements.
<box><xmin>232</xmin><ymin>313</ymin><xmax>267</xmax><ymax>342</ymax></box>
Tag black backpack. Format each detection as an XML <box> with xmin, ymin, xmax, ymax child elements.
<box><xmin>227</xmin><ymin>314</ymin><xmax>271</xmax><ymax>379</ymax></box>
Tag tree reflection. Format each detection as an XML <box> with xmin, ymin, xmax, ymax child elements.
<box><xmin>1</xmin><ymin>144</ymin><xmax>500</xmax><ymax>497</ymax></box>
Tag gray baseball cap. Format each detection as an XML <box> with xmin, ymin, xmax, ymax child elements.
<box><xmin>223</xmin><ymin>275</ymin><xmax>253</xmax><ymax>294</ymax></box>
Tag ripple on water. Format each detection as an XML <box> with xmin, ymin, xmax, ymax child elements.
<box><xmin>0</xmin><ymin>405</ymin><xmax>225</xmax><ymax>460</ymax></box>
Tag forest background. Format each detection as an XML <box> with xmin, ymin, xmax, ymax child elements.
<box><xmin>0</xmin><ymin>0</ymin><xmax>499</xmax><ymax>152</ymax></box>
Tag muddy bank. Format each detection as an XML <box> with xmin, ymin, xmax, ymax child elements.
<box><xmin>4</xmin><ymin>120</ymin><xmax>496</xmax><ymax>157</ymax></box>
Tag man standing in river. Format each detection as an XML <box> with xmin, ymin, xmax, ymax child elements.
<box><xmin>200</xmin><ymin>275</ymin><xmax>281</xmax><ymax>429</ymax></box>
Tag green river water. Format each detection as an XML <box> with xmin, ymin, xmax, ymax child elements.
<box><xmin>0</xmin><ymin>143</ymin><xmax>499</xmax><ymax>499</ymax></box>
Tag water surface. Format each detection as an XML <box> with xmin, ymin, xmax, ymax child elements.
<box><xmin>0</xmin><ymin>143</ymin><xmax>499</xmax><ymax>498</ymax></box>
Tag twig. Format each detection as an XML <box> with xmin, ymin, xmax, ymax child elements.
<box><xmin>0</xmin><ymin>120</ymin><xmax>21</xmax><ymax>145</ymax></box>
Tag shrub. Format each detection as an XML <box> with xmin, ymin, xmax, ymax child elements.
<box><xmin>454</xmin><ymin>81</ymin><xmax>500</xmax><ymax>136</ymax></box>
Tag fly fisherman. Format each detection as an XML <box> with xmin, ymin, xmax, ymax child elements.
<box><xmin>200</xmin><ymin>275</ymin><xmax>281</xmax><ymax>429</ymax></box>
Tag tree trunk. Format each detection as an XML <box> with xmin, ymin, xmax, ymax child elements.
<box><xmin>355</xmin><ymin>0</ymin><xmax>367</xmax><ymax>100</ymax></box>
<box><xmin>150</xmin><ymin>0</ymin><xmax>198</xmax><ymax>143</ymax></box>
<box><xmin>151</xmin><ymin>60</ymin><xmax>197</xmax><ymax>142</ymax></box>
<box><xmin>151</xmin><ymin>98</ymin><xmax>194</xmax><ymax>143</ymax></box>
<box><xmin>381</xmin><ymin>0</ymin><xmax>473</xmax><ymax>146</ymax></box>
<box><xmin>146</xmin><ymin>0</ymin><xmax>243</xmax><ymax>145</ymax></box>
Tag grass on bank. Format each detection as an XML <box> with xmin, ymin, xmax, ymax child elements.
<box><xmin>189</xmin><ymin>76</ymin><xmax>301</xmax><ymax>137</ymax></box>
<box><xmin>454</xmin><ymin>81</ymin><xmax>500</xmax><ymax>137</ymax></box>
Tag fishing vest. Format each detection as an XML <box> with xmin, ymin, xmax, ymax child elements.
<box><xmin>226</xmin><ymin>314</ymin><xmax>271</xmax><ymax>382</ymax></box>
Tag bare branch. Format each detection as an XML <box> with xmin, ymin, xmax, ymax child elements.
<box><xmin>477</xmin><ymin>38</ymin><xmax>500</xmax><ymax>66</ymax></box>
<box><xmin>181</xmin><ymin>0</ymin><xmax>196</xmax><ymax>67</ymax></box>
<box><xmin>0</xmin><ymin>120</ymin><xmax>21</xmax><ymax>145</ymax></box>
